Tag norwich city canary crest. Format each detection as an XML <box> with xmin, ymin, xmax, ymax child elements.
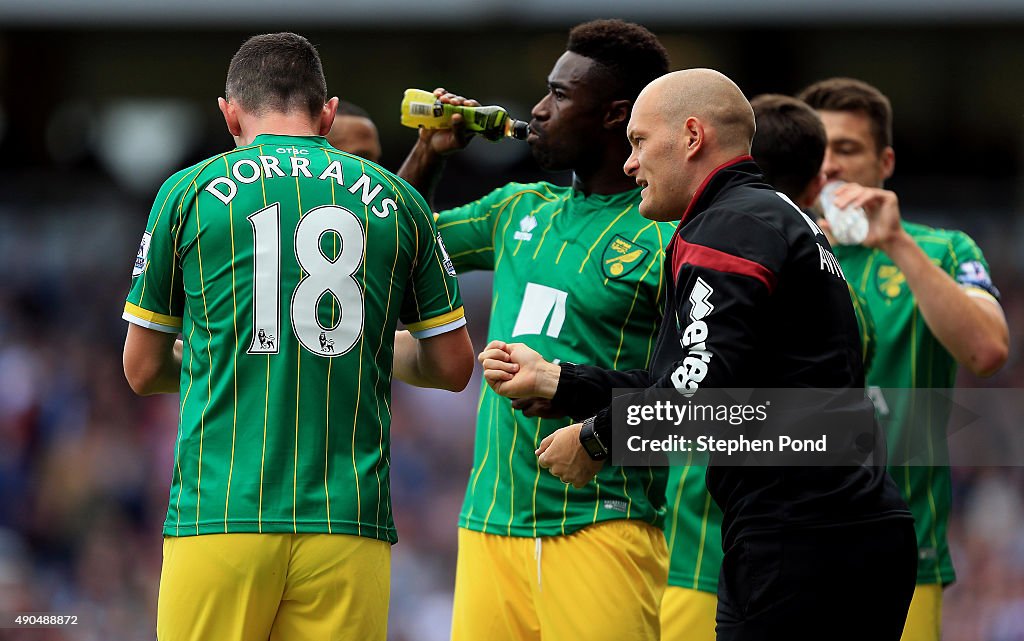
<box><xmin>602</xmin><ymin>235</ymin><xmax>650</xmax><ymax>279</ymax></box>
<box><xmin>876</xmin><ymin>264</ymin><xmax>906</xmax><ymax>299</ymax></box>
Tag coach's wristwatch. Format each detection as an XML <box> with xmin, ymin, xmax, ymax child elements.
<box><xmin>578</xmin><ymin>416</ymin><xmax>608</xmax><ymax>461</ymax></box>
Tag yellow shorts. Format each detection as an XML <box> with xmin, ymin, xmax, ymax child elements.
<box><xmin>451</xmin><ymin>520</ymin><xmax>668</xmax><ymax>641</ymax></box>
<box><xmin>660</xmin><ymin>586</ymin><xmax>718</xmax><ymax>641</ymax></box>
<box><xmin>157</xmin><ymin>533</ymin><xmax>390</xmax><ymax>641</ymax></box>
<box><xmin>901</xmin><ymin>583</ymin><xmax>942</xmax><ymax>641</ymax></box>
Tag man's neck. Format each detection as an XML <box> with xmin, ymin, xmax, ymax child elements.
<box><xmin>572</xmin><ymin>165</ymin><xmax>640</xmax><ymax>197</ymax></box>
<box><xmin>238</xmin><ymin>114</ymin><xmax>320</xmax><ymax>147</ymax></box>
<box><xmin>682</xmin><ymin>151</ymin><xmax>751</xmax><ymax>212</ymax></box>
<box><xmin>572</xmin><ymin>139</ymin><xmax>640</xmax><ymax>197</ymax></box>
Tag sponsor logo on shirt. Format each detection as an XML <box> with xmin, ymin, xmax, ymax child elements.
<box><xmin>671</xmin><ymin>277</ymin><xmax>714</xmax><ymax>396</ymax></box>
<box><xmin>601</xmin><ymin>235</ymin><xmax>650</xmax><ymax>279</ymax></box>
<box><xmin>514</xmin><ymin>215</ymin><xmax>537</xmax><ymax>241</ymax></box>
<box><xmin>512</xmin><ymin>283</ymin><xmax>568</xmax><ymax>338</ymax></box>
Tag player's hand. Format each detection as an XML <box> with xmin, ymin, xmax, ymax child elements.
<box><xmin>831</xmin><ymin>184</ymin><xmax>908</xmax><ymax>252</ymax></box>
<box><xmin>417</xmin><ymin>87</ymin><xmax>480</xmax><ymax>156</ymax></box>
<box><xmin>536</xmin><ymin>424</ymin><xmax>604</xmax><ymax>488</ymax></box>
<box><xmin>479</xmin><ymin>341</ymin><xmax>559</xmax><ymax>399</ymax></box>
<box><xmin>511</xmin><ymin>397</ymin><xmax>566</xmax><ymax>419</ymax></box>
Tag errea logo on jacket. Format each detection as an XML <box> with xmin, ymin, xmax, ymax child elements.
<box><xmin>671</xmin><ymin>277</ymin><xmax>714</xmax><ymax>396</ymax></box>
<box><xmin>514</xmin><ymin>215</ymin><xmax>537</xmax><ymax>241</ymax></box>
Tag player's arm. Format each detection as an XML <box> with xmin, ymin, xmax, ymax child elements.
<box><xmin>479</xmin><ymin>340</ymin><xmax>650</xmax><ymax>416</ymax></box>
<box><xmin>837</xmin><ymin>185</ymin><xmax>1008</xmax><ymax>377</ymax></box>
<box><xmin>395</xmin><ymin>175</ymin><xmax>475</xmax><ymax>391</ymax></box>
<box><xmin>534</xmin><ymin>216</ymin><xmax>786</xmax><ymax>487</ymax></box>
<box><xmin>122</xmin><ymin>167</ymin><xmax>193</xmax><ymax>395</ymax></box>
<box><xmin>528</xmin><ymin>261</ymin><xmax>771</xmax><ymax>487</ymax></box>
<box><xmin>887</xmin><ymin>234</ymin><xmax>1006</xmax><ymax>377</ymax></box>
<box><xmin>394</xmin><ymin>328</ymin><xmax>473</xmax><ymax>391</ymax></box>
<box><xmin>483</xmin><ymin>223</ymin><xmax>775</xmax><ymax>419</ymax></box>
<box><xmin>123</xmin><ymin>324</ymin><xmax>183</xmax><ymax>395</ymax></box>
<box><xmin>397</xmin><ymin>88</ymin><xmax>478</xmax><ymax>208</ymax></box>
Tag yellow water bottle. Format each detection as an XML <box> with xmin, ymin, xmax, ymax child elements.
<box><xmin>400</xmin><ymin>88</ymin><xmax>529</xmax><ymax>141</ymax></box>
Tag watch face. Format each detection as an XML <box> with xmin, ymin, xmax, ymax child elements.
<box><xmin>581</xmin><ymin>426</ymin><xmax>608</xmax><ymax>460</ymax></box>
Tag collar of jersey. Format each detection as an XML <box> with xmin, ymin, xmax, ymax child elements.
<box><xmin>568</xmin><ymin>184</ymin><xmax>642</xmax><ymax>205</ymax></box>
<box><xmin>250</xmin><ymin>134</ymin><xmax>329</xmax><ymax>148</ymax></box>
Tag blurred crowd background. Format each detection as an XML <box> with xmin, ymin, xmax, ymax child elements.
<box><xmin>1</xmin><ymin>2</ymin><xmax>1023</xmax><ymax>639</ymax></box>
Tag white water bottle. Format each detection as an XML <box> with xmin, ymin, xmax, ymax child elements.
<box><xmin>819</xmin><ymin>181</ymin><xmax>868</xmax><ymax>245</ymax></box>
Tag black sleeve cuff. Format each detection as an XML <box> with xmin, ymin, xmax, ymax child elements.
<box><xmin>550</xmin><ymin>363</ymin><xmax>586</xmax><ymax>420</ymax></box>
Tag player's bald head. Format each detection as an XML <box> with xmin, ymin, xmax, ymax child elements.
<box><xmin>624</xmin><ymin>69</ymin><xmax>755</xmax><ymax>221</ymax></box>
<box><xmin>637</xmin><ymin>69</ymin><xmax>754</xmax><ymax>155</ymax></box>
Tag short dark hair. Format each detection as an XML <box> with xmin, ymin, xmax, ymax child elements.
<box><xmin>225</xmin><ymin>32</ymin><xmax>327</xmax><ymax>118</ymax></box>
<box><xmin>336</xmin><ymin>100</ymin><xmax>371</xmax><ymax>119</ymax></box>
<box><xmin>566</xmin><ymin>19</ymin><xmax>670</xmax><ymax>102</ymax></box>
<box><xmin>750</xmin><ymin>94</ymin><xmax>827</xmax><ymax>201</ymax></box>
<box><xmin>796</xmin><ymin>77</ymin><xmax>893</xmax><ymax>153</ymax></box>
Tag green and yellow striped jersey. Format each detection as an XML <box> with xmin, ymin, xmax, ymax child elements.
<box><xmin>438</xmin><ymin>182</ymin><xmax>674</xmax><ymax>537</ymax></box>
<box><xmin>664</xmin><ymin>284</ymin><xmax>877</xmax><ymax>593</ymax></box>
<box><xmin>836</xmin><ymin>220</ymin><xmax>999</xmax><ymax>585</ymax></box>
<box><xmin>123</xmin><ymin>134</ymin><xmax>464</xmax><ymax>543</ymax></box>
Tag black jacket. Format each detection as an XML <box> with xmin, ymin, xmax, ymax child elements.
<box><xmin>552</xmin><ymin>157</ymin><xmax>910</xmax><ymax>548</ymax></box>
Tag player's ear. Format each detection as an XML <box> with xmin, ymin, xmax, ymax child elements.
<box><xmin>319</xmin><ymin>97</ymin><xmax>340</xmax><ymax>137</ymax></box>
<box><xmin>684</xmin><ymin>116</ymin><xmax>704</xmax><ymax>159</ymax></box>
<box><xmin>218</xmin><ymin>98</ymin><xmax>242</xmax><ymax>138</ymax></box>
<box><xmin>801</xmin><ymin>171</ymin><xmax>828</xmax><ymax>209</ymax></box>
<box><xmin>604</xmin><ymin>99</ymin><xmax>631</xmax><ymax>130</ymax></box>
<box><xmin>879</xmin><ymin>146</ymin><xmax>895</xmax><ymax>182</ymax></box>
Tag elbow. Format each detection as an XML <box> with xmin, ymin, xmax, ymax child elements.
<box><xmin>406</xmin><ymin>327</ymin><xmax>474</xmax><ymax>391</ymax></box>
<box><xmin>123</xmin><ymin>357</ymin><xmax>160</xmax><ymax>396</ymax></box>
<box><xmin>967</xmin><ymin>340</ymin><xmax>1009</xmax><ymax>378</ymax></box>
<box><xmin>125</xmin><ymin>371</ymin><xmax>155</xmax><ymax>396</ymax></box>
<box><xmin>430</xmin><ymin>327</ymin><xmax>475</xmax><ymax>392</ymax></box>
<box><xmin>439</xmin><ymin>358</ymin><xmax>474</xmax><ymax>392</ymax></box>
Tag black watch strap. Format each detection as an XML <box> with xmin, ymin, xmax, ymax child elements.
<box><xmin>579</xmin><ymin>416</ymin><xmax>608</xmax><ymax>461</ymax></box>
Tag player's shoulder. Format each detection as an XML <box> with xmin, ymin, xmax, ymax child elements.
<box><xmin>449</xmin><ymin>181</ymin><xmax>568</xmax><ymax>216</ymax></box>
<box><xmin>648</xmin><ymin>220</ymin><xmax>679</xmax><ymax>247</ymax></box>
<box><xmin>316</xmin><ymin>149</ymin><xmax>430</xmax><ymax>209</ymax></box>
<box><xmin>703</xmin><ymin>184</ymin><xmax>797</xmax><ymax>238</ymax></box>
<box><xmin>354</xmin><ymin>157</ymin><xmax>422</xmax><ymax>198</ymax></box>
<box><xmin>164</xmin><ymin>156</ymin><xmax>222</xmax><ymax>187</ymax></box>
<box><xmin>151</xmin><ymin>154</ymin><xmax>234</xmax><ymax>207</ymax></box>
<box><xmin>170</xmin><ymin>144</ymin><xmax>264</xmax><ymax>183</ymax></box>
<box><xmin>739</xmin><ymin>182</ymin><xmax>803</xmax><ymax>218</ymax></box>
<box><xmin>315</xmin><ymin>147</ymin><xmax>394</xmax><ymax>180</ymax></box>
<box><xmin>322</xmin><ymin>147</ymin><xmax>390</xmax><ymax>175</ymax></box>
<box><xmin>705</xmin><ymin>179</ymin><xmax>791</xmax><ymax>220</ymax></box>
<box><xmin>903</xmin><ymin>219</ymin><xmax>975</xmax><ymax>241</ymax></box>
<box><xmin>612</xmin><ymin>196</ymin><xmax>676</xmax><ymax>247</ymax></box>
<box><xmin>903</xmin><ymin>220</ymin><xmax>984</xmax><ymax>258</ymax></box>
<box><xmin>493</xmin><ymin>181</ymin><xmax>568</xmax><ymax>203</ymax></box>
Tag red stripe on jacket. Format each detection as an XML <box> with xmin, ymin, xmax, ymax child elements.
<box><xmin>670</xmin><ymin>237</ymin><xmax>777</xmax><ymax>294</ymax></box>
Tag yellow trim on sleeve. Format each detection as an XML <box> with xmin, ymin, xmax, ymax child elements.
<box><xmin>963</xmin><ymin>285</ymin><xmax>998</xmax><ymax>303</ymax></box>
<box><xmin>124</xmin><ymin>302</ymin><xmax>182</xmax><ymax>328</ymax></box>
<box><xmin>405</xmin><ymin>306</ymin><xmax>465</xmax><ymax>333</ymax></box>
